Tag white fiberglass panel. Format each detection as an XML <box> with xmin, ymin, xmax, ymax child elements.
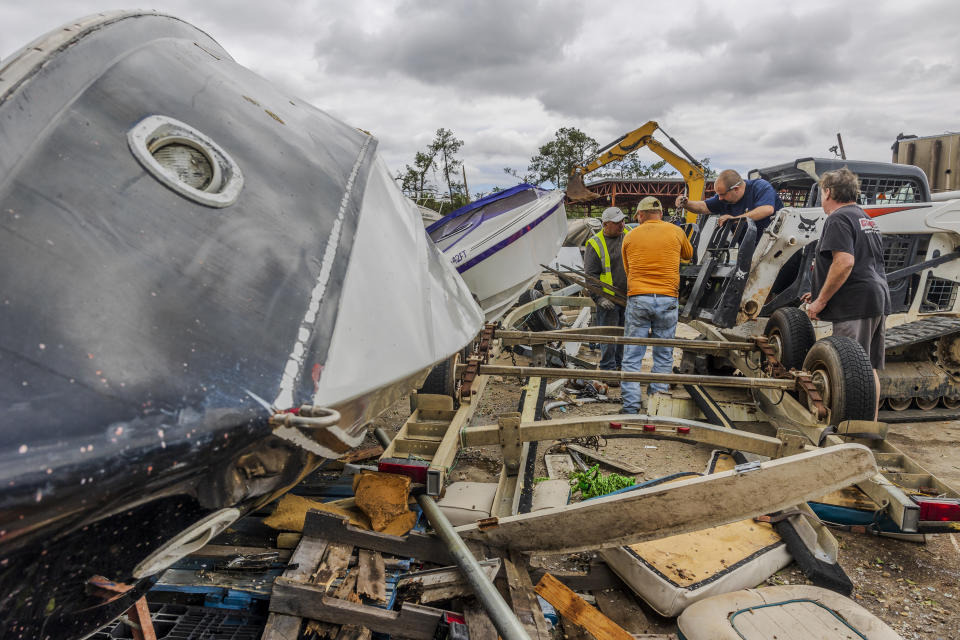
<box><xmin>315</xmin><ymin>155</ymin><xmax>482</xmax><ymax>412</ymax></box>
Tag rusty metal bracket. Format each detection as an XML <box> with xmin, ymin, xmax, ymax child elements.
<box><xmin>794</xmin><ymin>371</ymin><xmax>828</xmax><ymax>421</ymax></box>
<box><xmin>752</xmin><ymin>335</ymin><xmax>789</xmax><ymax>378</ymax></box>
<box><xmin>460</xmin><ymin>324</ymin><xmax>496</xmax><ymax>399</ymax></box>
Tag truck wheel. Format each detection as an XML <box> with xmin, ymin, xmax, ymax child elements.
<box><xmin>764</xmin><ymin>307</ymin><xmax>816</xmax><ymax>371</ymax></box>
<box><xmin>802</xmin><ymin>336</ymin><xmax>876</xmax><ymax>423</ymax></box>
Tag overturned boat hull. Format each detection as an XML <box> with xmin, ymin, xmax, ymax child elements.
<box><xmin>428</xmin><ymin>185</ymin><xmax>567</xmax><ymax>320</ymax></box>
<box><xmin>0</xmin><ymin>11</ymin><xmax>482</xmax><ymax>638</ymax></box>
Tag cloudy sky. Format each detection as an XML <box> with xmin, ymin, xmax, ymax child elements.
<box><xmin>2</xmin><ymin>1</ymin><xmax>958</xmax><ymax>195</ymax></box>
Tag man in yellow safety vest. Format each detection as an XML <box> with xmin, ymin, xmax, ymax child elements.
<box><xmin>584</xmin><ymin>206</ymin><xmax>628</xmax><ymax>377</ymax></box>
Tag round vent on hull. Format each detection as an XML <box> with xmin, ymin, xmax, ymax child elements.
<box><xmin>128</xmin><ymin>115</ymin><xmax>243</xmax><ymax>207</ymax></box>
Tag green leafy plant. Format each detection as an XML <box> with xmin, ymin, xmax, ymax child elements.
<box><xmin>569</xmin><ymin>464</ymin><xmax>634</xmax><ymax>499</ymax></box>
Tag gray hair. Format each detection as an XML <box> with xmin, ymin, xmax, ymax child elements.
<box><xmin>716</xmin><ymin>169</ymin><xmax>742</xmax><ymax>190</ymax></box>
<box><xmin>819</xmin><ymin>167</ymin><xmax>859</xmax><ymax>204</ymax></box>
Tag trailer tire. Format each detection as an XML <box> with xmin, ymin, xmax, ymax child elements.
<box><xmin>764</xmin><ymin>307</ymin><xmax>816</xmax><ymax>371</ymax></box>
<box><xmin>517</xmin><ymin>288</ymin><xmax>561</xmax><ymax>332</ymax></box>
<box><xmin>419</xmin><ymin>352</ymin><xmax>460</xmax><ymax>403</ymax></box>
<box><xmin>802</xmin><ymin>336</ymin><xmax>876</xmax><ymax>423</ymax></box>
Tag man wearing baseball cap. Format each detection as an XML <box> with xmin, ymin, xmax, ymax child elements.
<box><xmin>620</xmin><ymin>197</ymin><xmax>693</xmax><ymax>413</ymax></box>
<box><xmin>584</xmin><ymin>206</ymin><xmax>628</xmax><ymax>375</ymax></box>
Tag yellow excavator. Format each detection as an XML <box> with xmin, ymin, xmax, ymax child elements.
<box><xmin>566</xmin><ymin>121</ymin><xmax>705</xmax><ymax>224</ymax></box>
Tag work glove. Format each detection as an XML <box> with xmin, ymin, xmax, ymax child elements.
<box><xmin>598</xmin><ymin>298</ymin><xmax>616</xmax><ymax>311</ymax></box>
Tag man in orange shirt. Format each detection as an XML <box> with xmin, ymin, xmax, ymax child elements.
<box><xmin>619</xmin><ymin>196</ymin><xmax>694</xmax><ymax>413</ymax></box>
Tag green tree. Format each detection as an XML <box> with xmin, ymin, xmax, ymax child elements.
<box><xmin>396</xmin><ymin>150</ymin><xmax>437</xmax><ymax>199</ymax></box>
<box><xmin>522</xmin><ymin>127</ymin><xmax>599</xmax><ymax>189</ymax></box>
<box><xmin>430</xmin><ymin>128</ymin><xmax>464</xmax><ymax>204</ymax></box>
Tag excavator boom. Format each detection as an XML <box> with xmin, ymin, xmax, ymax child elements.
<box><xmin>567</xmin><ymin>121</ymin><xmax>705</xmax><ymax>224</ymax></box>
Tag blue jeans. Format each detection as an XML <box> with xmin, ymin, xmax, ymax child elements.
<box><xmin>621</xmin><ymin>294</ymin><xmax>679</xmax><ymax>412</ymax></box>
<box><xmin>595</xmin><ymin>303</ymin><xmax>625</xmax><ymax>370</ymax></box>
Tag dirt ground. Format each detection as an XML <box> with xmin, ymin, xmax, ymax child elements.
<box><xmin>374</xmin><ymin>335</ymin><xmax>960</xmax><ymax>639</ymax></box>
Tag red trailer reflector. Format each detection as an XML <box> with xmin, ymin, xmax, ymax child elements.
<box><xmin>915</xmin><ymin>496</ymin><xmax>960</xmax><ymax>522</ymax></box>
<box><xmin>609</xmin><ymin>421</ymin><xmax>622</xmax><ymax>429</ymax></box>
<box><xmin>677</xmin><ymin>426</ymin><xmax>691</xmax><ymax>434</ymax></box>
<box><xmin>643</xmin><ymin>424</ymin><xmax>656</xmax><ymax>432</ymax></box>
<box><xmin>378</xmin><ymin>458</ymin><xmax>429</xmax><ymax>484</ymax></box>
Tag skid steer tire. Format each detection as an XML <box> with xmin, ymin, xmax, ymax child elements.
<box><xmin>802</xmin><ymin>336</ymin><xmax>875</xmax><ymax>423</ymax></box>
<box><xmin>764</xmin><ymin>307</ymin><xmax>816</xmax><ymax>371</ymax></box>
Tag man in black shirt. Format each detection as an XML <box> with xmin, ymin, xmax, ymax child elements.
<box><xmin>802</xmin><ymin>168</ymin><xmax>891</xmax><ymax>419</ymax></box>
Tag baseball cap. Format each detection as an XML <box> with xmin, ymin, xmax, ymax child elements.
<box><xmin>636</xmin><ymin>196</ymin><xmax>663</xmax><ymax>213</ymax></box>
<box><xmin>601</xmin><ymin>207</ymin><xmax>626</xmax><ymax>223</ymax></box>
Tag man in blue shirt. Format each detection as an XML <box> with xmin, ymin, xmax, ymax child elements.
<box><xmin>675</xmin><ymin>169</ymin><xmax>783</xmax><ymax>234</ymax></box>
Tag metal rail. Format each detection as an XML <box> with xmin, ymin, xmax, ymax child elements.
<box><xmin>496</xmin><ymin>329</ymin><xmax>756</xmax><ymax>352</ymax></box>
<box><xmin>463</xmin><ymin>364</ymin><xmax>797</xmax><ymax>390</ymax></box>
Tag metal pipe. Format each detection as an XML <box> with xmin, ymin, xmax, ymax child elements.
<box><xmin>465</xmin><ymin>364</ymin><xmax>797</xmax><ymax>390</ymax></box>
<box><xmin>497</xmin><ymin>330</ymin><xmax>755</xmax><ymax>352</ymax></box>
<box><xmin>372</xmin><ymin>428</ymin><xmax>530</xmax><ymax>640</ymax></box>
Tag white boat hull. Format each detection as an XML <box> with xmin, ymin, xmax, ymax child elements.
<box><xmin>440</xmin><ymin>190</ymin><xmax>567</xmax><ymax>321</ymax></box>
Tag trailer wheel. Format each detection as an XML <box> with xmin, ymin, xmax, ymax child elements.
<box><xmin>802</xmin><ymin>336</ymin><xmax>876</xmax><ymax>422</ymax></box>
<box><xmin>517</xmin><ymin>288</ymin><xmax>561</xmax><ymax>332</ymax></box>
<box><xmin>418</xmin><ymin>352</ymin><xmax>461</xmax><ymax>405</ymax></box>
<box><xmin>764</xmin><ymin>307</ymin><xmax>816</xmax><ymax>371</ymax></box>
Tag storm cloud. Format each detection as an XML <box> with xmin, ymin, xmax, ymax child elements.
<box><xmin>3</xmin><ymin>0</ymin><xmax>959</xmax><ymax>192</ymax></box>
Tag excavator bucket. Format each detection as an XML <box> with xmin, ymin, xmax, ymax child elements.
<box><xmin>566</xmin><ymin>171</ymin><xmax>602</xmax><ymax>203</ymax></box>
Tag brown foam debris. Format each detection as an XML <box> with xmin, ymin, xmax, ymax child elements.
<box><xmin>353</xmin><ymin>470</ymin><xmax>416</xmax><ymax>534</ymax></box>
<box><xmin>264</xmin><ymin>493</ymin><xmax>371</xmax><ymax>532</ymax></box>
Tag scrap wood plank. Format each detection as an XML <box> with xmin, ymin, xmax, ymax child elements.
<box><xmin>504</xmin><ymin>552</ymin><xmax>552</xmax><ymax>640</ymax></box>
<box><xmin>334</xmin><ymin>625</ymin><xmax>372</xmax><ymax>640</ymax></box>
<box><xmin>356</xmin><ymin>549</ymin><xmax>387</xmax><ymax>603</ymax></box>
<box><xmin>333</xmin><ymin>572</ymin><xmax>360</xmax><ymax>602</ymax></box>
<box><xmin>270</xmin><ymin>576</ymin><xmax>444</xmax><ymax>639</ymax></box>
<box><xmin>262</xmin><ymin>535</ymin><xmax>329</xmax><ymax>640</ymax></box>
<box><xmin>312</xmin><ymin>543</ymin><xmax>354</xmax><ymax>593</ymax></box>
<box><xmin>463</xmin><ymin>600</ymin><xmax>498</xmax><ymax>640</ymax></box>
<box><xmin>398</xmin><ymin>559</ymin><xmax>501</xmax><ymax>604</ymax></box>
<box><xmin>303</xmin><ymin>511</ymin><xmax>454</xmax><ymax>565</ymax></box>
<box><xmin>534</xmin><ymin>573</ymin><xmax>633</xmax><ymax>640</ymax></box>
<box><xmin>304</xmin><ymin>620</ymin><xmax>339</xmax><ymax>639</ymax></box>
<box><xmin>339</xmin><ymin>446</ymin><xmax>384</xmax><ymax>464</ymax></box>
<box><xmin>564</xmin><ymin>444</ymin><xmax>642</xmax><ymax>475</ymax></box>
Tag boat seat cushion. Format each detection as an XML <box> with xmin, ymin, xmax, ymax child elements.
<box><xmin>600</xmin><ymin>453</ymin><xmax>790</xmax><ymax>617</ymax></box>
<box><xmin>677</xmin><ymin>585</ymin><xmax>902</xmax><ymax>640</ymax></box>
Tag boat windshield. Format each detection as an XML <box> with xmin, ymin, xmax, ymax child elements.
<box><xmin>428</xmin><ymin>187</ymin><xmax>540</xmax><ymax>244</ymax></box>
